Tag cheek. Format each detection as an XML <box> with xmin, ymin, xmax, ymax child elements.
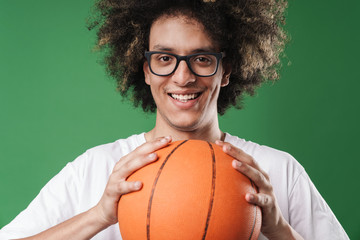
<box><xmin>149</xmin><ymin>81</ymin><xmax>164</xmax><ymax>102</ymax></box>
<box><xmin>207</xmin><ymin>81</ymin><xmax>223</xmax><ymax>104</ymax></box>
<box><xmin>209</xmin><ymin>77</ymin><xmax>223</xmax><ymax>95</ymax></box>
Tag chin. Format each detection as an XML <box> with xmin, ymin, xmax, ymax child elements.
<box><xmin>167</xmin><ymin>117</ymin><xmax>203</xmax><ymax>132</ymax></box>
<box><xmin>157</xmin><ymin>107</ymin><xmax>209</xmax><ymax>133</ymax></box>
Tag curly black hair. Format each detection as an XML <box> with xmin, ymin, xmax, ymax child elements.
<box><xmin>88</xmin><ymin>0</ymin><xmax>288</xmax><ymax>115</ymax></box>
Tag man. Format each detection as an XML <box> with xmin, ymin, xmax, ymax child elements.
<box><xmin>0</xmin><ymin>0</ymin><xmax>349</xmax><ymax>239</ymax></box>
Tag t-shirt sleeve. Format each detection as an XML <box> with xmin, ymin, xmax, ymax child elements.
<box><xmin>288</xmin><ymin>171</ymin><xmax>349</xmax><ymax>240</ymax></box>
<box><xmin>0</xmin><ymin>153</ymin><xmax>86</xmax><ymax>240</ymax></box>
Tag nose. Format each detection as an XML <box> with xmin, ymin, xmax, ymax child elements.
<box><xmin>172</xmin><ymin>60</ymin><xmax>196</xmax><ymax>86</ymax></box>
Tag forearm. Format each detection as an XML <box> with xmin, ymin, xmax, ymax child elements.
<box><xmin>266</xmin><ymin>220</ymin><xmax>304</xmax><ymax>240</ymax></box>
<box><xmin>18</xmin><ymin>207</ymin><xmax>109</xmax><ymax>240</ymax></box>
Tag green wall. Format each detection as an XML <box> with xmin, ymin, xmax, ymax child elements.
<box><xmin>0</xmin><ymin>0</ymin><xmax>359</xmax><ymax>238</ymax></box>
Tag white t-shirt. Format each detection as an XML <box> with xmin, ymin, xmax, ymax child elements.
<box><xmin>0</xmin><ymin>133</ymin><xmax>349</xmax><ymax>240</ymax></box>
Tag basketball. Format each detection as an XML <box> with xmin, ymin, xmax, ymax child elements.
<box><xmin>118</xmin><ymin>140</ymin><xmax>261</xmax><ymax>240</ymax></box>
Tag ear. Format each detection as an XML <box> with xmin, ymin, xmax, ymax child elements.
<box><xmin>143</xmin><ymin>61</ymin><xmax>151</xmax><ymax>85</ymax></box>
<box><xmin>221</xmin><ymin>62</ymin><xmax>232</xmax><ymax>87</ymax></box>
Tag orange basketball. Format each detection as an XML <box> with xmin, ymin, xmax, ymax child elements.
<box><xmin>118</xmin><ymin>140</ymin><xmax>261</xmax><ymax>240</ymax></box>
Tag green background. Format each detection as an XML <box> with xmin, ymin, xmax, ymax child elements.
<box><xmin>0</xmin><ymin>0</ymin><xmax>359</xmax><ymax>238</ymax></box>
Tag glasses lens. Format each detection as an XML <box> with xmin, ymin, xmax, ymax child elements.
<box><xmin>148</xmin><ymin>52</ymin><xmax>220</xmax><ymax>76</ymax></box>
<box><xmin>149</xmin><ymin>53</ymin><xmax>177</xmax><ymax>76</ymax></box>
<box><xmin>189</xmin><ymin>54</ymin><xmax>218</xmax><ymax>76</ymax></box>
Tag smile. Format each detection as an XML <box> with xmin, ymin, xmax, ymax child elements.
<box><xmin>169</xmin><ymin>93</ymin><xmax>201</xmax><ymax>102</ymax></box>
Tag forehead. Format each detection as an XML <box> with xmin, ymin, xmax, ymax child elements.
<box><xmin>149</xmin><ymin>15</ymin><xmax>218</xmax><ymax>53</ymax></box>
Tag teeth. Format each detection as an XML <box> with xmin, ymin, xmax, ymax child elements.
<box><xmin>171</xmin><ymin>93</ymin><xmax>198</xmax><ymax>102</ymax></box>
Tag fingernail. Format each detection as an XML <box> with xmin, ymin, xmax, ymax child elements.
<box><xmin>148</xmin><ymin>153</ymin><xmax>157</xmax><ymax>159</ymax></box>
<box><xmin>161</xmin><ymin>136</ymin><xmax>171</xmax><ymax>143</ymax></box>
<box><xmin>246</xmin><ymin>193</ymin><xmax>254</xmax><ymax>201</ymax></box>
<box><xmin>135</xmin><ymin>181</ymin><xmax>142</xmax><ymax>189</ymax></box>
<box><xmin>224</xmin><ymin>145</ymin><xmax>231</xmax><ymax>152</ymax></box>
<box><xmin>232</xmin><ymin>160</ymin><xmax>241</xmax><ymax>168</ymax></box>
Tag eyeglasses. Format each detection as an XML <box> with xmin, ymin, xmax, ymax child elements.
<box><xmin>144</xmin><ymin>51</ymin><xmax>225</xmax><ymax>77</ymax></box>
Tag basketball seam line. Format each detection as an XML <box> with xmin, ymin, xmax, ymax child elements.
<box><xmin>248</xmin><ymin>180</ymin><xmax>257</xmax><ymax>240</ymax></box>
<box><xmin>202</xmin><ymin>142</ymin><xmax>217</xmax><ymax>240</ymax></box>
<box><xmin>146</xmin><ymin>140</ymin><xmax>188</xmax><ymax>240</ymax></box>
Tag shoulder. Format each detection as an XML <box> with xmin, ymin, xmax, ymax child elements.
<box><xmin>225</xmin><ymin>132</ymin><xmax>304</xmax><ymax>173</ymax></box>
<box><xmin>84</xmin><ymin>133</ymin><xmax>146</xmax><ymax>160</ymax></box>
<box><xmin>68</xmin><ymin>133</ymin><xmax>146</xmax><ymax>179</ymax></box>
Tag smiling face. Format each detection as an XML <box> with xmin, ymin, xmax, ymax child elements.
<box><xmin>144</xmin><ymin>14</ymin><xmax>230</xmax><ymax>140</ymax></box>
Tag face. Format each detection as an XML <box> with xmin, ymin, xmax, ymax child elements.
<box><xmin>144</xmin><ymin>15</ymin><xmax>230</xmax><ymax>133</ymax></box>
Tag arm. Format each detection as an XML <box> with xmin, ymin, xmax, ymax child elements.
<box><xmin>18</xmin><ymin>207</ymin><xmax>107</xmax><ymax>240</ymax></box>
<box><xmin>216</xmin><ymin>141</ymin><xmax>304</xmax><ymax>240</ymax></box>
<box><xmin>17</xmin><ymin>136</ymin><xmax>172</xmax><ymax>240</ymax></box>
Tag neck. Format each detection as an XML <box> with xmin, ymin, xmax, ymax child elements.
<box><xmin>145</xmin><ymin>114</ymin><xmax>224</xmax><ymax>143</ymax></box>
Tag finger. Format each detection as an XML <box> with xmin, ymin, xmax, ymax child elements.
<box><xmin>133</xmin><ymin>136</ymin><xmax>172</xmax><ymax>156</ymax></box>
<box><xmin>117</xmin><ymin>152</ymin><xmax>159</xmax><ymax>178</ymax></box>
<box><xmin>219</xmin><ymin>141</ymin><xmax>269</xmax><ymax>179</ymax></box>
<box><xmin>232</xmin><ymin>160</ymin><xmax>272</xmax><ymax>191</ymax></box>
<box><xmin>215</xmin><ymin>140</ymin><xmax>225</xmax><ymax>146</ymax></box>
<box><xmin>219</xmin><ymin>141</ymin><xmax>254</xmax><ymax>166</ymax></box>
<box><xmin>107</xmin><ymin>179</ymin><xmax>143</xmax><ymax>197</ymax></box>
<box><xmin>115</xmin><ymin>136</ymin><xmax>172</xmax><ymax>171</ymax></box>
<box><xmin>118</xmin><ymin>181</ymin><xmax>143</xmax><ymax>195</ymax></box>
<box><xmin>245</xmin><ymin>192</ymin><xmax>274</xmax><ymax>208</ymax></box>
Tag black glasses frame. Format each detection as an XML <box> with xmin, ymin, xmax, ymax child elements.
<box><xmin>144</xmin><ymin>51</ymin><xmax>225</xmax><ymax>77</ymax></box>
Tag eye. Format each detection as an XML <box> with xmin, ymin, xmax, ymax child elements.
<box><xmin>158</xmin><ymin>55</ymin><xmax>172</xmax><ymax>62</ymax></box>
<box><xmin>193</xmin><ymin>55</ymin><xmax>213</xmax><ymax>65</ymax></box>
<box><xmin>197</xmin><ymin>57</ymin><xmax>210</xmax><ymax>62</ymax></box>
<box><xmin>151</xmin><ymin>53</ymin><xmax>174</xmax><ymax>66</ymax></box>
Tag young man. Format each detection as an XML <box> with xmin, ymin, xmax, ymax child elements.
<box><xmin>0</xmin><ymin>0</ymin><xmax>349</xmax><ymax>239</ymax></box>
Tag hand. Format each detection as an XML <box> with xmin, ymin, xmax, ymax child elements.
<box><xmin>94</xmin><ymin>136</ymin><xmax>172</xmax><ymax>227</ymax></box>
<box><xmin>215</xmin><ymin>141</ymin><xmax>302</xmax><ymax>240</ymax></box>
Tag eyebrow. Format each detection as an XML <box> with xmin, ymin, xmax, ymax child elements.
<box><xmin>152</xmin><ymin>44</ymin><xmax>218</xmax><ymax>53</ymax></box>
